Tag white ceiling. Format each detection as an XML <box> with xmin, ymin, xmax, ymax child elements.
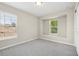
<box><xmin>4</xmin><ymin>2</ymin><xmax>76</xmax><ymax>17</ymax></box>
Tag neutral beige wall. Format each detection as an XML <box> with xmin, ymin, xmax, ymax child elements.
<box><xmin>40</xmin><ymin>9</ymin><xmax>74</xmax><ymax>45</ymax></box>
<box><xmin>0</xmin><ymin>3</ymin><xmax>38</xmax><ymax>49</ymax></box>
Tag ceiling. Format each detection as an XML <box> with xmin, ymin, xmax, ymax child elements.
<box><xmin>4</xmin><ymin>2</ymin><xmax>76</xmax><ymax>17</ymax></box>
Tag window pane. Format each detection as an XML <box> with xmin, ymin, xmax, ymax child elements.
<box><xmin>51</xmin><ymin>20</ymin><xmax>57</xmax><ymax>27</ymax></box>
<box><xmin>0</xmin><ymin>11</ymin><xmax>17</xmax><ymax>40</ymax></box>
<box><xmin>50</xmin><ymin>20</ymin><xmax>58</xmax><ymax>33</ymax></box>
<box><xmin>51</xmin><ymin>27</ymin><xmax>57</xmax><ymax>33</ymax></box>
<box><xmin>4</xmin><ymin>15</ymin><xmax>16</xmax><ymax>37</ymax></box>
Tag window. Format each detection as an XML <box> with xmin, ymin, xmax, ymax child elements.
<box><xmin>50</xmin><ymin>19</ymin><xmax>58</xmax><ymax>33</ymax></box>
<box><xmin>0</xmin><ymin>11</ymin><xmax>17</xmax><ymax>40</ymax></box>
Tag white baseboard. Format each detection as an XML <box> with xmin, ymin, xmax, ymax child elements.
<box><xmin>41</xmin><ymin>37</ymin><xmax>74</xmax><ymax>46</ymax></box>
<box><xmin>0</xmin><ymin>37</ymin><xmax>37</xmax><ymax>50</ymax></box>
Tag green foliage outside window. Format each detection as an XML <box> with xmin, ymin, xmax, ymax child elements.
<box><xmin>51</xmin><ymin>20</ymin><xmax>57</xmax><ymax>33</ymax></box>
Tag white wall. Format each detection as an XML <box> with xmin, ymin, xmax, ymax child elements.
<box><xmin>0</xmin><ymin>3</ymin><xmax>39</xmax><ymax>49</ymax></box>
<box><xmin>74</xmin><ymin>3</ymin><xmax>79</xmax><ymax>55</ymax></box>
<box><xmin>39</xmin><ymin>9</ymin><xmax>74</xmax><ymax>45</ymax></box>
<box><xmin>56</xmin><ymin>15</ymin><xmax>66</xmax><ymax>37</ymax></box>
<box><xmin>42</xmin><ymin>20</ymin><xmax>49</xmax><ymax>35</ymax></box>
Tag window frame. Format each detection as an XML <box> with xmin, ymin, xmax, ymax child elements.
<box><xmin>49</xmin><ymin>18</ymin><xmax>58</xmax><ymax>35</ymax></box>
<box><xmin>0</xmin><ymin>11</ymin><xmax>17</xmax><ymax>41</ymax></box>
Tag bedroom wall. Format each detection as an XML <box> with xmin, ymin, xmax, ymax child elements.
<box><xmin>0</xmin><ymin>3</ymin><xmax>39</xmax><ymax>50</ymax></box>
<box><xmin>39</xmin><ymin>9</ymin><xmax>74</xmax><ymax>45</ymax></box>
<box><xmin>74</xmin><ymin>3</ymin><xmax>79</xmax><ymax>55</ymax></box>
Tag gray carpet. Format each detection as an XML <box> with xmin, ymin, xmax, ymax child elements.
<box><xmin>0</xmin><ymin>39</ymin><xmax>78</xmax><ymax>56</ymax></box>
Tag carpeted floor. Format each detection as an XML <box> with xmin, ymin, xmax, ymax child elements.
<box><xmin>0</xmin><ymin>39</ymin><xmax>78</xmax><ymax>56</ymax></box>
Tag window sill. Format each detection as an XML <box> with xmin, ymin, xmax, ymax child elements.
<box><xmin>49</xmin><ymin>33</ymin><xmax>58</xmax><ymax>36</ymax></box>
<box><xmin>0</xmin><ymin>35</ymin><xmax>17</xmax><ymax>41</ymax></box>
